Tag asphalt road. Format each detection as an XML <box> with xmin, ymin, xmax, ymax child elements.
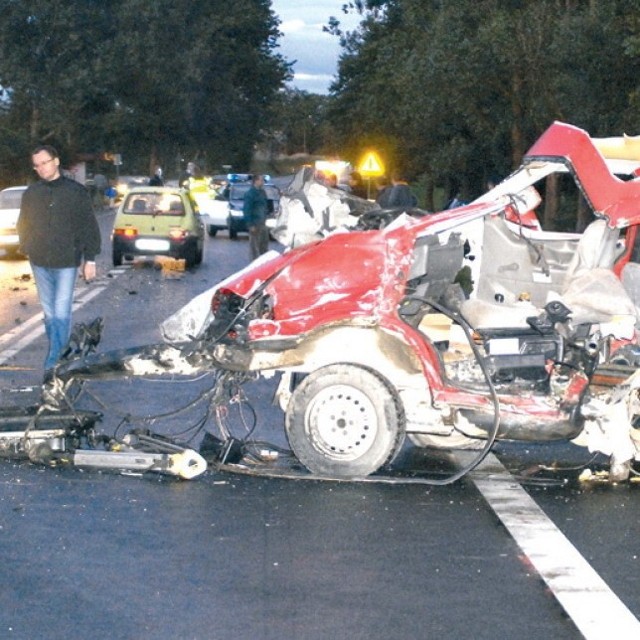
<box><xmin>0</xmin><ymin>209</ymin><xmax>638</xmax><ymax>639</ymax></box>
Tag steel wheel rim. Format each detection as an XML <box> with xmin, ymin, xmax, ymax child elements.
<box><xmin>305</xmin><ymin>384</ymin><xmax>378</xmax><ymax>460</ymax></box>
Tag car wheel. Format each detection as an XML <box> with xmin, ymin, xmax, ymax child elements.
<box><xmin>229</xmin><ymin>226</ymin><xmax>238</xmax><ymax>240</ymax></box>
<box><xmin>195</xmin><ymin>244</ymin><xmax>203</xmax><ymax>265</ymax></box>
<box><xmin>182</xmin><ymin>243</ymin><xmax>197</xmax><ymax>269</ymax></box>
<box><xmin>207</xmin><ymin>226</ymin><xmax>218</xmax><ymax>237</ymax></box>
<box><xmin>285</xmin><ymin>364</ymin><xmax>405</xmax><ymax>478</ymax></box>
<box><xmin>112</xmin><ymin>247</ymin><xmax>123</xmax><ymax>267</ymax></box>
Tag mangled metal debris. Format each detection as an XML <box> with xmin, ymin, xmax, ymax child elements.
<box><xmin>0</xmin><ymin>404</ymin><xmax>206</xmax><ymax>480</ymax></box>
<box><xmin>9</xmin><ymin>121</ymin><xmax>640</xmax><ymax>486</ymax></box>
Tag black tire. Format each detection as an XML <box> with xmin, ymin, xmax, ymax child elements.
<box><xmin>182</xmin><ymin>243</ymin><xmax>197</xmax><ymax>269</ymax></box>
<box><xmin>207</xmin><ymin>226</ymin><xmax>218</xmax><ymax>237</ymax></box>
<box><xmin>229</xmin><ymin>226</ymin><xmax>238</xmax><ymax>240</ymax></box>
<box><xmin>112</xmin><ymin>246</ymin><xmax>123</xmax><ymax>267</ymax></box>
<box><xmin>195</xmin><ymin>244</ymin><xmax>203</xmax><ymax>265</ymax></box>
<box><xmin>285</xmin><ymin>364</ymin><xmax>405</xmax><ymax>478</ymax></box>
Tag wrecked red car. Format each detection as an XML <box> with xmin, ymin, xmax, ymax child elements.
<box><xmin>59</xmin><ymin>121</ymin><xmax>640</xmax><ymax>482</ymax></box>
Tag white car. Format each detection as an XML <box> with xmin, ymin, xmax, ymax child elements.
<box><xmin>195</xmin><ymin>186</ymin><xmax>229</xmax><ymax>237</ymax></box>
<box><xmin>0</xmin><ymin>186</ymin><xmax>27</xmax><ymax>258</ymax></box>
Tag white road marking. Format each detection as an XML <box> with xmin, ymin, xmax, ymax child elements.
<box><xmin>462</xmin><ymin>452</ymin><xmax>640</xmax><ymax>638</ymax></box>
<box><xmin>0</xmin><ymin>277</ymin><xmax>113</xmax><ymax>365</ymax></box>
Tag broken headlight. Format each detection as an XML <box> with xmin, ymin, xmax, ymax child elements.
<box><xmin>206</xmin><ymin>288</ymin><xmax>248</xmax><ymax>343</ymax></box>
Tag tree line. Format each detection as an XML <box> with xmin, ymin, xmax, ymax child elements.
<box><xmin>321</xmin><ymin>0</ymin><xmax>640</xmax><ymax>214</ymax></box>
<box><xmin>3</xmin><ymin>0</ymin><xmax>640</xmax><ymax>228</ymax></box>
<box><xmin>0</xmin><ymin>0</ymin><xmax>288</xmax><ymax>185</ymax></box>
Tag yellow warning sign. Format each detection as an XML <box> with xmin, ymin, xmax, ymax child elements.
<box><xmin>358</xmin><ymin>151</ymin><xmax>385</xmax><ymax>177</ymax></box>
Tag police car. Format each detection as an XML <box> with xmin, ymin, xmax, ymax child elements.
<box><xmin>206</xmin><ymin>174</ymin><xmax>280</xmax><ymax>239</ymax></box>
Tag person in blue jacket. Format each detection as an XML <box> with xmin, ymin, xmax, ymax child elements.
<box><xmin>242</xmin><ymin>174</ymin><xmax>270</xmax><ymax>260</ymax></box>
<box><xmin>385</xmin><ymin>173</ymin><xmax>418</xmax><ymax>209</ymax></box>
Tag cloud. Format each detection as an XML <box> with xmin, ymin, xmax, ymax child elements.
<box><xmin>280</xmin><ymin>18</ymin><xmax>306</xmax><ymax>34</ymax></box>
<box><xmin>273</xmin><ymin>0</ymin><xmax>361</xmax><ymax>94</ymax></box>
<box><xmin>288</xmin><ymin>74</ymin><xmax>336</xmax><ymax>95</ymax></box>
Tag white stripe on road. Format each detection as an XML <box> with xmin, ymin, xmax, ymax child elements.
<box><xmin>462</xmin><ymin>452</ymin><xmax>640</xmax><ymax>639</ymax></box>
<box><xmin>0</xmin><ymin>279</ymin><xmax>111</xmax><ymax>365</ymax></box>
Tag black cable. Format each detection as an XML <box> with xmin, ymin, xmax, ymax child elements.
<box><xmin>80</xmin><ymin>374</ymin><xmax>219</xmax><ymax>423</ymax></box>
<box><xmin>113</xmin><ymin>415</ymin><xmax>132</xmax><ymax>440</ymax></box>
<box><xmin>396</xmin><ymin>295</ymin><xmax>502</xmax><ymax>485</ymax></box>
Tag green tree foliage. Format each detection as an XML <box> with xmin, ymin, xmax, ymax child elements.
<box><xmin>328</xmin><ymin>0</ymin><xmax>640</xmax><ymax>211</ymax></box>
<box><xmin>0</xmin><ymin>1</ymin><xmax>114</xmax><ymax>169</ymax></box>
<box><xmin>270</xmin><ymin>88</ymin><xmax>332</xmax><ymax>155</ymax></box>
<box><xmin>0</xmin><ymin>0</ymin><xmax>288</xmax><ymax>184</ymax></box>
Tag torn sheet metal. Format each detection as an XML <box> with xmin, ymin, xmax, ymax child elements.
<box><xmin>161</xmin><ymin>250</ymin><xmax>283</xmax><ymax>343</ymax></box>
<box><xmin>270</xmin><ymin>166</ymin><xmax>377</xmax><ymax>247</ymax></box>
<box><xmin>577</xmin><ymin>369</ymin><xmax>640</xmax><ymax>473</ymax></box>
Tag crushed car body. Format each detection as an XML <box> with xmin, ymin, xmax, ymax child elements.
<box><xmin>54</xmin><ymin>121</ymin><xmax>640</xmax><ymax>482</ymax></box>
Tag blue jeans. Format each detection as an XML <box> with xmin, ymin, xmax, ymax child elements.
<box><xmin>31</xmin><ymin>264</ymin><xmax>77</xmax><ymax>370</ymax></box>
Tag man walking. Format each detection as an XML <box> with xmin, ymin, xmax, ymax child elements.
<box><xmin>243</xmin><ymin>174</ymin><xmax>270</xmax><ymax>260</ymax></box>
<box><xmin>18</xmin><ymin>145</ymin><xmax>101</xmax><ymax>378</ymax></box>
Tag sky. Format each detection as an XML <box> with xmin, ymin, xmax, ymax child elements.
<box><xmin>271</xmin><ymin>1</ymin><xmax>362</xmax><ymax>94</ymax></box>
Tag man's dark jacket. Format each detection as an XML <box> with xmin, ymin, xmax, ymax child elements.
<box><xmin>242</xmin><ymin>185</ymin><xmax>269</xmax><ymax>227</ymax></box>
<box><xmin>18</xmin><ymin>176</ymin><xmax>101</xmax><ymax>268</ymax></box>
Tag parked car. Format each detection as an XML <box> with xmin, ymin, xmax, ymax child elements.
<box><xmin>201</xmin><ymin>184</ymin><xmax>231</xmax><ymax>237</ymax></box>
<box><xmin>114</xmin><ymin>175</ymin><xmax>148</xmax><ymax>202</ymax></box>
<box><xmin>0</xmin><ymin>185</ymin><xmax>27</xmax><ymax>258</ymax></box>
<box><xmin>111</xmin><ymin>187</ymin><xmax>204</xmax><ymax>267</ymax></box>
<box><xmin>205</xmin><ymin>176</ymin><xmax>280</xmax><ymax>238</ymax></box>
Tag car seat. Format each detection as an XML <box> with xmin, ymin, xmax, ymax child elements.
<box><xmin>459</xmin><ymin>218</ymin><xmax>635</xmax><ymax>330</ymax></box>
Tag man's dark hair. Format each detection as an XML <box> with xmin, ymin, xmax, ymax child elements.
<box><xmin>31</xmin><ymin>144</ymin><xmax>59</xmax><ymax>159</ymax></box>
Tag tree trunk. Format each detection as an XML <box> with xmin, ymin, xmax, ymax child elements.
<box><xmin>30</xmin><ymin>103</ymin><xmax>39</xmax><ymax>143</ymax></box>
<box><xmin>149</xmin><ymin>146</ymin><xmax>160</xmax><ymax>177</ymax></box>
<box><xmin>424</xmin><ymin>174</ymin><xmax>435</xmax><ymax>211</ymax></box>
<box><xmin>510</xmin><ymin>74</ymin><xmax>525</xmax><ymax>168</ymax></box>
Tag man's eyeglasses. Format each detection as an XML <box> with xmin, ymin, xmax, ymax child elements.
<box><xmin>33</xmin><ymin>158</ymin><xmax>55</xmax><ymax>169</ymax></box>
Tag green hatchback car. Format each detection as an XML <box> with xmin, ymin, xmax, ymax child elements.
<box><xmin>111</xmin><ymin>187</ymin><xmax>205</xmax><ymax>267</ymax></box>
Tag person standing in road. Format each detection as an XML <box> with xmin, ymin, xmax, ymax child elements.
<box><xmin>17</xmin><ymin>145</ymin><xmax>102</xmax><ymax>378</ymax></box>
<box><xmin>347</xmin><ymin>170</ymin><xmax>368</xmax><ymax>199</ymax></box>
<box><xmin>179</xmin><ymin>161</ymin><xmax>196</xmax><ymax>188</ymax></box>
<box><xmin>243</xmin><ymin>174</ymin><xmax>270</xmax><ymax>261</ymax></box>
<box><xmin>149</xmin><ymin>165</ymin><xmax>164</xmax><ymax>186</ymax></box>
<box><xmin>375</xmin><ymin>175</ymin><xmax>392</xmax><ymax>207</ymax></box>
<box><xmin>385</xmin><ymin>173</ymin><xmax>418</xmax><ymax>209</ymax></box>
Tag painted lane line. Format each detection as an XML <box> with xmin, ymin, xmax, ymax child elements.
<box><xmin>0</xmin><ymin>278</ymin><xmax>114</xmax><ymax>365</ymax></box>
<box><xmin>0</xmin><ymin>313</ymin><xmax>44</xmax><ymax>349</ymax></box>
<box><xmin>73</xmin><ymin>282</ymin><xmax>109</xmax><ymax>306</ymax></box>
<box><xmin>0</xmin><ymin>325</ymin><xmax>45</xmax><ymax>365</ymax></box>
<box><xmin>463</xmin><ymin>452</ymin><xmax>640</xmax><ymax>639</ymax></box>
